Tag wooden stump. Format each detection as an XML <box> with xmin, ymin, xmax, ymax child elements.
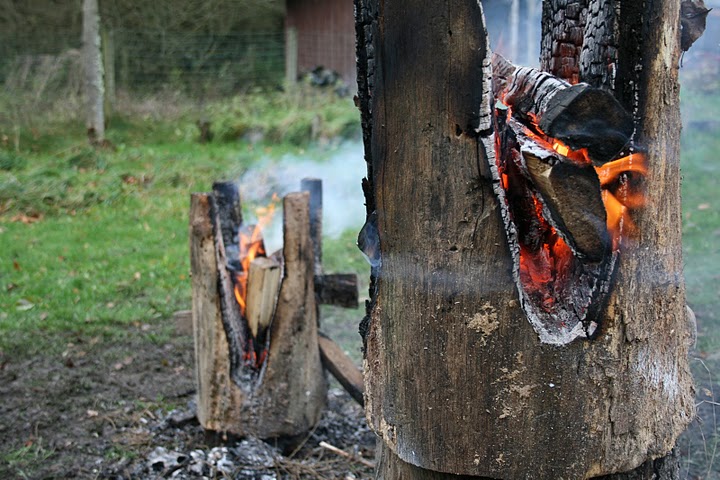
<box><xmin>190</xmin><ymin>191</ymin><xmax>327</xmax><ymax>438</ymax></box>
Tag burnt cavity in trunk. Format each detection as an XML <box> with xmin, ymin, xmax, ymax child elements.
<box><xmin>490</xmin><ymin>54</ymin><xmax>647</xmax><ymax>344</ymax></box>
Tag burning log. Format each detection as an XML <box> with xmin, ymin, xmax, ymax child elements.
<box><xmin>492</xmin><ymin>53</ymin><xmax>634</xmax><ymax>166</ymax></box>
<box><xmin>190</xmin><ymin>189</ymin><xmax>326</xmax><ymax>438</ymax></box>
<box><xmin>190</xmin><ymin>179</ymin><xmax>361</xmax><ymax>438</ymax></box>
<box><xmin>355</xmin><ymin>0</ymin><xmax>693</xmax><ymax>477</ymax></box>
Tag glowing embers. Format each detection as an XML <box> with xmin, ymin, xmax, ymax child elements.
<box><xmin>493</xmin><ymin>108</ymin><xmax>624</xmax><ymax>344</ymax></box>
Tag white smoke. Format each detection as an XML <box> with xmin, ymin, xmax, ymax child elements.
<box><xmin>236</xmin><ymin>140</ymin><xmax>367</xmax><ymax>254</ymax></box>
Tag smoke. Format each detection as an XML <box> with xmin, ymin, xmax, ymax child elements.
<box><xmin>236</xmin><ymin>140</ymin><xmax>367</xmax><ymax>254</ymax></box>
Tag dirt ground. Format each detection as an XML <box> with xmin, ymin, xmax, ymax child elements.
<box><xmin>0</xmin><ymin>323</ymin><xmax>375</xmax><ymax>480</ymax></box>
<box><xmin>1</xmin><ymin>321</ymin><xmax>718</xmax><ymax>480</ymax></box>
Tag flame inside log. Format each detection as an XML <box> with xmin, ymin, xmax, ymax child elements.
<box><xmin>231</xmin><ymin>195</ymin><xmax>279</xmax><ymax>368</ymax></box>
<box><xmin>491</xmin><ymin>104</ymin><xmax>647</xmax><ymax>343</ymax></box>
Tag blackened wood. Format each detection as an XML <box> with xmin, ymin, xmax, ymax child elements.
<box><xmin>318</xmin><ymin>333</ymin><xmax>364</xmax><ymax>406</ymax></box>
<box><xmin>680</xmin><ymin>0</ymin><xmax>711</xmax><ymax>51</ymax></box>
<box><xmin>211</xmin><ymin>181</ymin><xmax>243</xmax><ymax>271</ymax></box>
<box><xmin>492</xmin><ymin>54</ymin><xmax>633</xmax><ymax>165</ymax></box>
<box><xmin>540</xmin><ymin>0</ymin><xmax>588</xmax><ymax>83</ymax></box>
<box><xmin>314</xmin><ymin>273</ymin><xmax>359</xmax><ymax>308</ymax></box>
<box><xmin>356</xmin><ymin>0</ymin><xmax>693</xmax><ymax>479</ymax></box>
<box><xmin>579</xmin><ymin>0</ymin><xmax>619</xmax><ymax>91</ymax></box>
<box><xmin>301</xmin><ymin>177</ymin><xmax>323</xmax><ymax>277</ymax></box>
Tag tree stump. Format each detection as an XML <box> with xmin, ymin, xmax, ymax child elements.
<box><xmin>355</xmin><ymin>0</ymin><xmax>694</xmax><ymax>478</ymax></box>
<box><xmin>190</xmin><ymin>190</ymin><xmax>327</xmax><ymax>438</ymax></box>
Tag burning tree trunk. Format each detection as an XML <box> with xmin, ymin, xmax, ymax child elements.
<box><xmin>190</xmin><ymin>189</ymin><xmax>327</xmax><ymax>438</ymax></box>
<box><xmin>190</xmin><ymin>179</ymin><xmax>361</xmax><ymax>437</ymax></box>
<box><xmin>355</xmin><ymin>0</ymin><xmax>693</xmax><ymax>478</ymax></box>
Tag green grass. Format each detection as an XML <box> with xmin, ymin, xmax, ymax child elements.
<box><xmin>0</xmin><ymin>89</ymin><xmax>363</xmax><ymax>357</ymax></box>
<box><xmin>681</xmin><ymin>87</ymin><xmax>720</xmax><ymax>355</ymax></box>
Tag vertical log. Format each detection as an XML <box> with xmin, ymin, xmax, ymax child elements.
<box><xmin>301</xmin><ymin>178</ymin><xmax>323</xmax><ymax>277</ymax></box>
<box><xmin>190</xmin><ymin>193</ymin><xmax>244</xmax><ymax>431</ymax></box>
<box><xmin>285</xmin><ymin>26</ymin><xmax>299</xmax><ymax>86</ymax></box>
<box><xmin>355</xmin><ymin>0</ymin><xmax>693</xmax><ymax>478</ymax></box>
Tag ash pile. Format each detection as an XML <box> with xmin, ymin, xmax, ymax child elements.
<box><xmin>105</xmin><ymin>389</ymin><xmax>376</xmax><ymax>480</ymax></box>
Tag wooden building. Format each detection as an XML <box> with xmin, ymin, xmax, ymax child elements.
<box><xmin>284</xmin><ymin>0</ymin><xmax>356</xmax><ymax>86</ymax></box>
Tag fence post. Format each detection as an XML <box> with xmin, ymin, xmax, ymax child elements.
<box><xmin>285</xmin><ymin>26</ymin><xmax>298</xmax><ymax>86</ymax></box>
<box><xmin>102</xmin><ymin>28</ymin><xmax>115</xmax><ymax>110</ymax></box>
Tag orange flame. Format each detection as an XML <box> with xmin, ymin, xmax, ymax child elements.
<box><xmin>233</xmin><ymin>194</ymin><xmax>280</xmax><ymax>317</ymax></box>
<box><xmin>523</xmin><ymin>114</ymin><xmax>591</xmax><ymax>166</ymax></box>
<box><xmin>594</xmin><ymin>153</ymin><xmax>648</xmax><ymax>249</ymax></box>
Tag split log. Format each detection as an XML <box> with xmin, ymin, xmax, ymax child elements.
<box><xmin>492</xmin><ymin>53</ymin><xmax>633</xmax><ymax>165</ymax></box>
<box><xmin>355</xmin><ymin>0</ymin><xmax>693</xmax><ymax>479</ymax></box>
<box><xmin>190</xmin><ymin>191</ymin><xmax>326</xmax><ymax>438</ymax></box>
<box><xmin>318</xmin><ymin>334</ymin><xmax>364</xmax><ymax>406</ymax></box>
<box><xmin>245</xmin><ymin>256</ymin><xmax>281</xmax><ymax>338</ymax></box>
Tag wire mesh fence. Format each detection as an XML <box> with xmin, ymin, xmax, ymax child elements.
<box><xmin>0</xmin><ymin>29</ymin><xmax>288</xmax><ymax>128</ymax></box>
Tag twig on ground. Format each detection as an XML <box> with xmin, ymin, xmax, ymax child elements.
<box><xmin>318</xmin><ymin>441</ymin><xmax>375</xmax><ymax>469</ymax></box>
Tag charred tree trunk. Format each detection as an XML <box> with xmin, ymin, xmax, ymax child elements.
<box><xmin>355</xmin><ymin>0</ymin><xmax>693</xmax><ymax>478</ymax></box>
<box><xmin>81</xmin><ymin>0</ymin><xmax>105</xmax><ymax>145</ymax></box>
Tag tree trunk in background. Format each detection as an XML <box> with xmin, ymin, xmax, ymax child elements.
<box><xmin>526</xmin><ymin>0</ymin><xmax>538</xmax><ymax>65</ymax></box>
<box><xmin>355</xmin><ymin>0</ymin><xmax>693</xmax><ymax>478</ymax></box>
<box><xmin>82</xmin><ymin>0</ymin><xmax>105</xmax><ymax>144</ymax></box>
<box><xmin>509</xmin><ymin>0</ymin><xmax>520</xmax><ymax>65</ymax></box>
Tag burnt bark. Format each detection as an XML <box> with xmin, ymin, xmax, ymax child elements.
<box><xmin>356</xmin><ymin>0</ymin><xmax>693</xmax><ymax>478</ymax></box>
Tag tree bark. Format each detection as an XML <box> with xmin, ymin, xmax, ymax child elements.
<box><xmin>355</xmin><ymin>0</ymin><xmax>693</xmax><ymax>478</ymax></box>
<box><xmin>82</xmin><ymin>0</ymin><xmax>105</xmax><ymax>144</ymax></box>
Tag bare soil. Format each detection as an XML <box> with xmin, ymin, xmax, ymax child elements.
<box><xmin>0</xmin><ymin>324</ymin><xmax>375</xmax><ymax>480</ymax></box>
<box><xmin>1</xmin><ymin>321</ymin><xmax>717</xmax><ymax>480</ymax></box>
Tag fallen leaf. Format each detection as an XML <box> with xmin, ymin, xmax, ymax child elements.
<box><xmin>86</xmin><ymin>409</ymin><xmax>99</xmax><ymax>418</ymax></box>
<box><xmin>698</xmin><ymin>203</ymin><xmax>711</xmax><ymax>210</ymax></box>
<box><xmin>6</xmin><ymin>283</ymin><xmax>17</xmax><ymax>292</ymax></box>
<box><xmin>16</xmin><ymin>299</ymin><xmax>34</xmax><ymax>311</ymax></box>
<box><xmin>9</xmin><ymin>213</ymin><xmax>43</xmax><ymax>224</ymax></box>
<box><xmin>12</xmin><ymin>260</ymin><xmax>20</xmax><ymax>271</ymax></box>
<box><xmin>133</xmin><ymin>272</ymin><xmax>141</xmax><ymax>280</ymax></box>
<box><xmin>704</xmin><ymin>388</ymin><xmax>713</xmax><ymax>398</ymax></box>
<box><xmin>39</xmin><ymin>312</ymin><xmax>48</xmax><ymax>321</ymax></box>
